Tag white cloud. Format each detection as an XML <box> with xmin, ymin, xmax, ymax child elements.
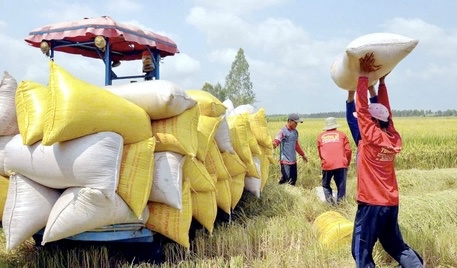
<box><xmin>382</xmin><ymin>18</ymin><xmax>457</xmax><ymax>58</ymax></box>
<box><xmin>107</xmin><ymin>0</ymin><xmax>141</xmax><ymax>13</ymax></box>
<box><xmin>160</xmin><ymin>53</ymin><xmax>202</xmax><ymax>89</ymax></box>
<box><xmin>38</xmin><ymin>3</ymin><xmax>99</xmax><ymax>23</ymax></box>
<box><xmin>165</xmin><ymin>53</ymin><xmax>201</xmax><ymax>75</ymax></box>
<box><xmin>186</xmin><ymin>7</ymin><xmax>252</xmax><ymax>47</ymax></box>
<box><xmin>194</xmin><ymin>0</ymin><xmax>285</xmax><ymax>14</ymax></box>
<box><xmin>208</xmin><ymin>48</ymin><xmax>238</xmax><ymax>64</ymax></box>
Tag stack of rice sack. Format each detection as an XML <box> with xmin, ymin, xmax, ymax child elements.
<box><xmin>223</xmin><ymin>100</ymin><xmax>275</xmax><ymax>196</ymax></box>
<box><xmin>0</xmin><ymin>61</ymin><xmax>273</xmax><ymax>251</ymax></box>
<box><xmin>145</xmin><ymin>105</ymin><xmax>200</xmax><ymax>248</ymax></box>
<box><xmin>1</xmin><ymin>62</ymin><xmax>169</xmax><ymax>251</ymax></box>
<box><xmin>185</xmin><ymin>91</ymin><xmax>274</xmax><ymax>226</ymax></box>
<box><xmin>0</xmin><ymin>62</ymin><xmax>194</xmax><ymax>250</ymax></box>
<box><xmin>331</xmin><ymin>32</ymin><xmax>419</xmax><ymax>90</ymax></box>
<box><xmin>102</xmin><ymin>78</ymin><xmax>199</xmax><ymax>249</ymax></box>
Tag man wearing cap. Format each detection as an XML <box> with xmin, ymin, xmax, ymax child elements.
<box><xmin>351</xmin><ymin>52</ymin><xmax>423</xmax><ymax>268</ymax></box>
<box><xmin>317</xmin><ymin>117</ymin><xmax>352</xmax><ymax>204</ymax></box>
<box><xmin>272</xmin><ymin>113</ymin><xmax>308</xmax><ymax>186</ymax></box>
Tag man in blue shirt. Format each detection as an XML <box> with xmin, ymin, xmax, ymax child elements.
<box><xmin>346</xmin><ymin>86</ymin><xmax>378</xmax><ymax>146</ymax></box>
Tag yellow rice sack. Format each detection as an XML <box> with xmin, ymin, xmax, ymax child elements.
<box><xmin>216</xmin><ymin>179</ymin><xmax>232</xmax><ymax>214</ymax></box>
<box><xmin>43</xmin><ymin>62</ymin><xmax>152</xmax><ymax>145</ymax></box>
<box><xmin>118</xmin><ymin>137</ymin><xmax>156</xmax><ymax>218</ymax></box>
<box><xmin>186</xmin><ymin>89</ymin><xmax>226</xmax><ymax>117</ymax></box>
<box><xmin>246</xmin><ymin>161</ymin><xmax>261</xmax><ymax>179</ymax></box>
<box><xmin>205</xmin><ymin>139</ymin><xmax>231</xmax><ymax>181</ymax></box>
<box><xmin>222</xmin><ymin>151</ymin><xmax>247</xmax><ymax>177</ymax></box>
<box><xmin>258</xmin><ymin>153</ymin><xmax>270</xmax><ymax>191</ymax></box>
<box><xmin>154</xmin><ymin>133</ymin><xmax>188</xmax><ymax>156</ymax></box>
<box><xmin>196</xmin><ymin>115</ymin><xmax>222</xmax><ymax>162</ymax></box>
<box><xmin>146</xmin><ymin>179</ymin><xmax>192</xmax><ymax>248</ymax></box>
<box><xmin>249</xmin><ymin>108</ymin><xmax>273</xmax><ymax>148</ymax></box>
<box><xmin>15</xmin><ymin>81</ymin><xmax>48</xmax><ymax>145</ymax></box>
<box><xmin>183</xmin><ymin>157</ymin><xmax>215</xmax><ymax>192</ymax></box>
<box><xmin>312</xmin><ymin>211</ymin><xmax>354</xmax><ymax>248</ymax></box>
<box><xmin>0</xmin><ymin>175</ymin><xmax>8</xmax><ymax>217</ymax></box>
<box><xmin>231</xmin><ymin>172</ymin><xmax>246</xmax><ymax>209</ymax></box>
<box><xmin>242</xmin><ymin>114</ymin><xmax>262</xmax><ymax>156</ymax></box>
<box><xmin>151</xmin><ymin>105</ymin><xmax>199</xmax><ymax>158</ymax></box>
<box><xmin>260</xmin><ymin>144</ymin><xmax>275</xmax><ymax>165</ymax></box>
<box><xmin>226</xmin><ymin>115</ymin><xmax>253</xmax><ymax>166</ymax></box>
<box><xmin>191</xmin><ymin>190</ymin><xmax>217</xmax><ymax>234</ymax></box>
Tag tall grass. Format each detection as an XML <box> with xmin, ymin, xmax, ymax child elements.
<box><xmin>1</xmin><ymin>117</ymin><xmax>456</xmax><ymax>267</ymax></box>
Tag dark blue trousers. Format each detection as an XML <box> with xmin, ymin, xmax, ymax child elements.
<box><xmin>279</xmin><ymin>163</ymin><xmax>297</xmax><ymax>185</ymax></box>
<box><xmin>321</xmin><ymin>168</ymin><xmax>347</xmax><ymax>204</ymax></box>
<box><xmin>352</xmin><ymin>204</ymin><xmax>423</xmax><ymax>268</ymax></box>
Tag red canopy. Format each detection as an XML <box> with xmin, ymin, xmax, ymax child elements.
<box><xmin>24</xmin><ymin>16</ymin><xmax>179</xmax><ymax>61</ymax></box>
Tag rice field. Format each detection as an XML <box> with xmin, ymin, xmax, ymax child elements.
<box><xmin>1</xmin><ymin>116</ymin><xmax>456</xmax><ymax>268</ymax></box>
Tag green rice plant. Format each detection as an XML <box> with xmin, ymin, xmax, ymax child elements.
<box><xmin>399</xmin><ymin>189</ymin><xmax>457</xmax><ymax>267</ymax></box>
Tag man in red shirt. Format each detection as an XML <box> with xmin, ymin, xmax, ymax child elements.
<box><xmin>317</xmin><ymin>117</ymin><xmax>352</xmax><ymax>204</ymax></box>
<box><xmin>351</xmin><ymin>52</ymin><xmax>423</xmax><ymax>268</ymax></box>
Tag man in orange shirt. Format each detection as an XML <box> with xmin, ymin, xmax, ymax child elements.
<box><xmin>351</xmin><ymin>52</ymin><xmax>423</xmax><ymax>268</ymax></box>
<box><xmin>317</xmin><ymin>117</ymin><xmax>352</xmax><ymax>204</ymax></box>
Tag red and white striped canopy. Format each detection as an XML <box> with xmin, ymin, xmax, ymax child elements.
<box><xmin>25</xmin><ymin>16</ymin><xmax>179</xmax><ymax>61</ymax></box>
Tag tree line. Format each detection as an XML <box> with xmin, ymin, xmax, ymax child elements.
<box><xmin>267</xmin><ymin>109</ymin><xmax>457</xmax><ymax>121</ymax></box>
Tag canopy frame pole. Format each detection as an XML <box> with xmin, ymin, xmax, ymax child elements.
<box><xmin>48</xmin><ymin>39</ymin><xmax>161</xmax><ymax>85</ymax></box>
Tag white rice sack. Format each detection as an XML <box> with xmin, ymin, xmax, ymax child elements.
<box><xmin>42</xmin><ymin>187</ymin><xmax>147</xmax><ymax>245</ymax></box>
<box><xmin>4</xmin><ymin>132</ymin><xmax>123</xmax><ymax>200</ymax></box>
<box><xmin>231</xmin><ymin>104</ymin><xmax>255</xmax><ymax>116</ymax></box>
<box><xmin>223</xmin><ymin>99</ymin><xmax>235</xmax><ymax>115</ymax></box>
<box><xmin>2</xmin><ymin>173</ymin><xmax>61</xmax><ymax>251</ymax></box>
<box><xmin>150</xmin><ymin>152</ymin><xmax>185</xmax><ymax>210</ymax></box>
<box><xmin>244</xmin><ymin>177</ymin><xmax>261</xmax><ymax>198</ymax></box>
<box><xmin>0</xmin><ymin>135</ymin><xmax>14</xmax><ymax>176</ymax></box>
<box><xmin>0</xmin><ymin>71</ymin><xmax>19</xmax><ymax>136</ymax></box>
<box><xmin>244</xmin><ymin>156</ymin><xmax>262</xmax><ymax>198</ymax></box>
<box><xmin>331</xmin><ymin>33</ymin><xmax>419</xmax><ymax>90</ymax></box>
<box><xmin>104</xmin><ymin>80</ymin><xmax>197</xmax><ymax>120</ymax></box>
<box><xmin>214</xmin><ymin>116</ymin><xmax>235</xmax><ymax>154</ymax></box>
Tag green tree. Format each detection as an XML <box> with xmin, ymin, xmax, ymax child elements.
<box><xmin>202</xmin><ymin>82</ymin><xmax>226</xmax><ymax>101</ymax></box>
<box><xmin>224</xmin><ymin>48</ymin><xmax>255</xmax><ymax>107</ymax></box>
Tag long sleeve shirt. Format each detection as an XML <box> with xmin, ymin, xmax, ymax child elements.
<box><xmin>355</xmin><ymin>77</ymin><xmax>402</xmax><ymax>206</ymax></box>
<box><xmin>273</xmin><ymin>125</ymin><xmax>305</xmax><ymax>164</ymax></box>
<box><xmin>317</xmin><ymin>129</ymin><xmax>352</xmax><ymax>170</ymax></box>
<box><xmin>346</xmin><ymin>95</ymin><xmax>378</xmax><ymax>146</ymax></box>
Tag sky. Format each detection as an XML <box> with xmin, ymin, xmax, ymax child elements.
<box><xmin>1</xmin><ymin>0</ymin><xmax>456</xmax><ymax>115</ymax></box>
